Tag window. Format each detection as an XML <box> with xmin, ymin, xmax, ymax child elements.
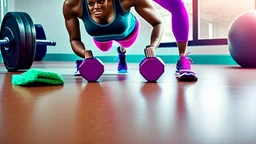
<box><xmin>199</xmin><ymin>0</ymin><xmax>255</xmax><ymax>39</ymax></box>
<box><xmin>154</xmin><ymin>0</ymin><xmax>255</xmax><ymax>47</ymax></box>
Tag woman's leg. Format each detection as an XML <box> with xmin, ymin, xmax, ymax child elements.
<box><xmin>154</xmin><ymin>0</ymin><xmax>197</xmax><ymax>81</ymax></box>
<box><xmin>92</xmin><ymin>39</ymin><xmax>114</xmax><ymax>52</ymax></box>
<box><xmin>154</xmin><ymin>0</ymin><xmax>189</xmax><ymax>55</ymax></box>
<box><xmin>115</xmin><ymin>20</ymin><xmax>140</xmax><ymax>73</ymax></box>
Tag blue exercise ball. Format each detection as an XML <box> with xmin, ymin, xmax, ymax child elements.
<box><xmin>228</xmin><ymin>10</ymin><xmax>256</xmax><ymax>68</ymax></box>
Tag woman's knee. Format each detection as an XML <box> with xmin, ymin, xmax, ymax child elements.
<box><xmin>93</xmin><ymin>39</ymin><xmax>113</xmax><ymax>52</ymax></box>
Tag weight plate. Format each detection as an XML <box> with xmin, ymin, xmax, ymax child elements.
<box><xmin>0</xmin><ymin>12</ymin><xmax>26</xmax><ymax>71</ymax></box>
<box><xmin>34</xmin><ymin>24</ymin><xmax>47</xmax><ymax>61</ymax></box>
<box><xmin>17</xmin><ymin>12</ymin><xmax>36</xmax><ymax>69</ymax></box>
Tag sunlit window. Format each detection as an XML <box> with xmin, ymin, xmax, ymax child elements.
<box><xmin>153</xmin><ymin>0</ymin><xmax>255</xmax><ymax>43</ymax></box>
<box><xmin>199</xmin><ymin>0</ymin><xmax>255</xmax><ymax>39</ymax></box>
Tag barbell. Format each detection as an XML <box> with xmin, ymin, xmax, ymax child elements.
<box><xmin>0</xmin><ymin>11</ymin><xmax>56</xmax><ymax>71</ymax></box>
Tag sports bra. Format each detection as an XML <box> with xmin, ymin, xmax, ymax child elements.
<box><xmin>80</xmin><ymin>0</ymin><xmax>137</xmax><ymax>41</ymax></box>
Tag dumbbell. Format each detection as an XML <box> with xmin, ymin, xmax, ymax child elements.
<box><xmin>139</xmin><ymin>47</ymin><xmax>165</xmax><ymax>82</ymax></box>
<box><xmin>0</xmin><ymin>11</ymin><xmax>56</xmax><ymax>71</ymax></box>
<box><xmin>79</xmin><ymin>50</ymin><xmax>104</xmax><ymax>82</ymax></box>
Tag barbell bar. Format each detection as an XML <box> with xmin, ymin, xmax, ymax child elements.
<box><xmin>0</xmin><ymin>11</ymin><xmax>56</xmax><ymax>71</ymax></box>
<box><xmin>0</xmin><ymin>37</ymin><xmax>56</xmax><ymax>46</ymax></box>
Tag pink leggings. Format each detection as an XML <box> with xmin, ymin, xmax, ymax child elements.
<box><xmin>93</xmin><ymin>20</ymin><xmax>140</xmax><ymax>52</ymax></box>
<box><xmin>154</xmin><ymin>0</ymin><xmax>189</xmax><ymax>42</ymax></box>
<box><xmin>93</xmin><ymin>0</ymin><xmax>189</xmax><ymax>52</ymax></box>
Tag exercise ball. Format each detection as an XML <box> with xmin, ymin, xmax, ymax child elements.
<box><xmin>228</xmin><ymin>10</ymin><xmax>256</xmax><ymax>68</ymax></box>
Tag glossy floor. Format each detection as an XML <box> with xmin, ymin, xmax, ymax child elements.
<box><xmin>0</xmin><ymin>62</ymin><xmax>256</xmax><ymax>144</ymax></box>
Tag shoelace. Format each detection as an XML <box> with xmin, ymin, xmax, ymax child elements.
<box><xmin>183</xmin><ymin>52</ymin><xmax>194</xmax><ymax>63</ymax></box>
<box><xmin>178</xmin><ymin>52</ymin><xmax>193</xmax><ymax>70</ymax></box>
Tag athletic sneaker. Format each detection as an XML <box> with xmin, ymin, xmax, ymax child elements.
<box><xmin>117</xmin><ymin>46</ymin><xmax>128</xmax><ymax>73</ymax></box>
<box><xmin>74</xmin><ymin>59</ymin><xmax>83</xmax><ymax>76</ymax></box>
<box><xmin>176</xmin><ymin>53</ymin><xmax>197</xmax><ymax>81</ymax></box>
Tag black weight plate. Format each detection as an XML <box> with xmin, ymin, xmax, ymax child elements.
<box><xmin>0</xmin><ymin>12</ymin><xmax>26</xmax><ymax>71</ymax></box>
<box><xmin>20</xmin><ymin>12</ymin><xmax>36</xmax><ymax>65</ymax></box>
<box><xmin>34</xmin><ymin>24</ymin><xmax>47</xmax><ymax>61</ymax></box>
<box><xmin>16</xmin><ymin>12</ymin><xmax>30</xmax><ymax>70</ymax></box>
<box><xmin>17</xmin><ymin>12</ymin><xmax>36</xmax><ymax>69</ymax></box>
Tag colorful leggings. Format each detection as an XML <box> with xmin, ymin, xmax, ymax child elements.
<box><xmin>93</xmin><ymin>20</ymin><xmax>140</xmax><ymax>52</ymax></box>
<box><xmin>154</xmin><ymin>0</ymin><xmax>189</xmax><ymax>42</ymax></box>
<box><xmin>93</xmin><ymin>0</ymin><xmax>189</xmax><ymax>52</ymax></box>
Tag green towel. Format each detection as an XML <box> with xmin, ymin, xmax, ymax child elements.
<box><xmin>12</xmin><ymin>68</ymin><xmax>65</xmax><ymax>86</ymax></box>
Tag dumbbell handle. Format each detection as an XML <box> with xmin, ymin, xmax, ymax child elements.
<box><xmin>0</xmin><ymin>37</ymin><xmax>56</xmax><ymax>46</ymax></box>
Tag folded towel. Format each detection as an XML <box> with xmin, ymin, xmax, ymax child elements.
<box><xmin>12</xmin><ymin>68</ymin><xmax>65</xmax><ymax>86</ymax></box>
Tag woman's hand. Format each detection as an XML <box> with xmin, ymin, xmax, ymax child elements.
<box><xmin>83</xmin><ymin>50</ymin><xmax>94</xmax><ymax>59</ymax></box>
<box><xmin>144</xmin><ymin>47</ymin><xmax>155</xmax><ymax>58</ymax></box>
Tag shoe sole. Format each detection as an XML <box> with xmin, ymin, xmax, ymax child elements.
<box><xmin>74</xmin><ymin>71</ymin><xmax>81</xmax><ymax>76</ymax></box>
<box><xmin>176</xmin><ymin>72</ymin><xmax>198</xmax><ymax>81</ymax></box>
<box><xmin>118</xmin><ymin>69</ymin><xmax>128</xmax><ymax>73</ymax></box>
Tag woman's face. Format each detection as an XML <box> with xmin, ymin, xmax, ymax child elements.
<box><xmin>87</xmin><ymin>0</ymin><xmax>107</xmax><ymax>19</ymax></box>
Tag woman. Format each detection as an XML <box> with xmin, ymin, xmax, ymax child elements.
<box><xmin>63</xmin><ymin>0</ymin><xmax>197</xmax><ymax>80</ymax></box>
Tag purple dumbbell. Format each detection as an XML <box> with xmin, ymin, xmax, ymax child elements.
<box><xmin>79</xmin><ymin>58</ymin><xmax>104</xmax><ymax>82</ymax></box>
<box><xmin>139</xmin><ymin>57</ymin><xmax>165</xmax><ymax>82</ymax></box>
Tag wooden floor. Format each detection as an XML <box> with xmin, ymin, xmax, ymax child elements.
<box><xmin>0</xmin><ymin>61</ymin><xmax>256</xmax><ymax>144</ymax></box>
